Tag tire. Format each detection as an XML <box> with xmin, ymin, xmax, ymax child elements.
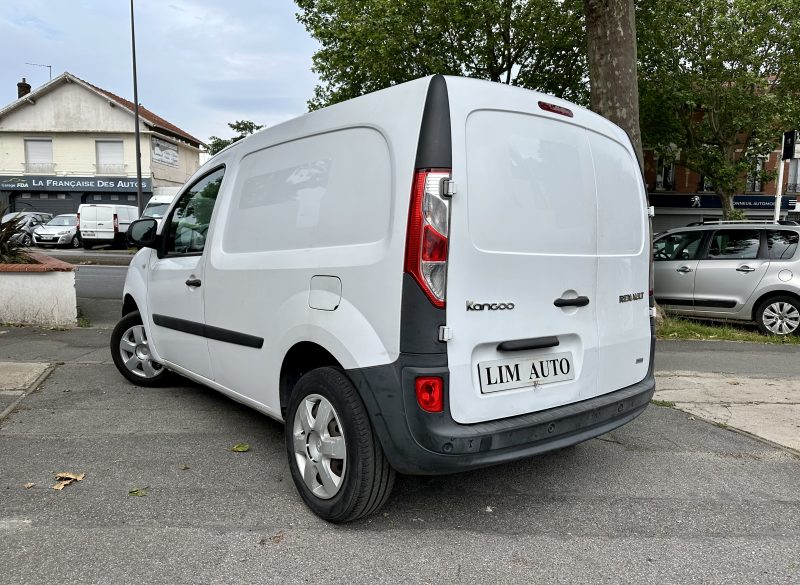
<box><xmin>21</xmin><ymin>233</ymin><xmax>32</xmax><ymax>247</ymax></box>
<box><xmin>110</xmin><ymin>311</ymin><xmax>171</xmax><ymax>386</ymax></box>
<box><xmin>755</xmin><ymin>295</ymin><xmax>800</xmax><ymax>336</ymax></box>
<box><xmin>285</xmin><ymin>367</ymin><xmax>395</xmax><ymax>523</ymax></box>
<box><xmin>70</xmin><ymin>235</ymin><xmax>81</xmax><ymax>248</ymax></box>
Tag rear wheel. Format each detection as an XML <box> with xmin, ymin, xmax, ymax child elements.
<box><xmin>756</xmin><ymin>296</ymin><xmax>800</xmax><ymax>336</ymax></box>
<box><xmin>70</xmin><ymin>235</ymin><xmax>81</xmax><ymax>248</ymax></box>
<box><xmin>110</xmin><ymin>311</ymin><xmax>171</xmax><ymax>386</ymax></box>
<box><xmin>285</xmin><ymin>367</ymin><xmax>395</xmax><ymax>523</ymax></box>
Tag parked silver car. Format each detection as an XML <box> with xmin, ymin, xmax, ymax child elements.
<box><xmin>33</xmin><ymin>214</ymin><xmax>81</xmax><ymax>248</ymax></box>
<box><xmin>653</xmin><ymin>222</ymin><xmax>800</xmax><ymax>335</ymax></box>
<box><xmin>1</xmin><ymin>211</ymin><xmax>53</xmax><ymax>247</ymax></box>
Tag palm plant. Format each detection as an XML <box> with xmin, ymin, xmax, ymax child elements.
<box><xmin>0</xmin><ymin>208</ymin><xmax>35</xmax><ymax>264</ymax></box>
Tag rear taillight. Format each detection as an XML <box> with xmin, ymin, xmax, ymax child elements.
<box><xmin>404</xmin><ymin>168</ymin><xmax>451</xmax><ymax>308</ymax></box>
<box><xmin>415</xmin><ymin>376</ymin><xmax>444</xmax><ymax>413</ymax></box>
<box><xmin>76</xmin><ymin>213</ymin><xmax>80</xmax><ymax>230</ymax></box>
<box><xmin>113</xmin><ymin>213</ymin><xmax>119</xmax><ymax>233</ymax></box>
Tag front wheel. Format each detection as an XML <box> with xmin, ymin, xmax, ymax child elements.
<box><xmin>21</xmin><ymin>233</ymin><xmax>32</xmax><ymax>247</ymax></box>
<box><xmin>756</xmin><ymin>296</ymin><xmax>800</xmax><ymax>336</ymax></box>
<box><xmin>70</xmin><ymin>235</ymin><xmax>81</xmax><ymax>248</ymax></box>
<box><xmin>110</xmin><ymin>311</ymin><xmax>171</xmax><ymax>386</ymax></box>
<box><xmin>285</xmin><ymin>367</ymin><xmax>395</xmax><ymax>523</ymax></box>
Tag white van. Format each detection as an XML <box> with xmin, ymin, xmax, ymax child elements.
<box><xmin>112</xmin><ymin>76</ymin><xmax>655</xmax><ymax>522</ymax></box>
<box><xmin>77</xmin><ymin>203</ymin><xmax>139</xmax><ymax>249</ymax></box>
<box><xmin>142</xmin><ymin>190</ymin><xmax>179</xmax><ymax>226</ymax></box>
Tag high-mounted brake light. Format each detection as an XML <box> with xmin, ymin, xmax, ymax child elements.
<box><xmin>405</xmin><ymin>168</ymin><xmax>451</xmax><ymax>308</ymax></box>
<box><xmin>538</xmin><ymin>101</ymin><xmax>574</xmax><ymax>118</ymax></box>
<box><xmin>113</xmin><ymin>213</ymin><xmax>119</xmax><ymax>233</ymax></box>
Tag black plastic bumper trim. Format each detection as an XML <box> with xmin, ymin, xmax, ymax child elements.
<box><xmin>152</xmin><ymin>314</ymin><xmax>264</xmax><ymax>349</ymax></box>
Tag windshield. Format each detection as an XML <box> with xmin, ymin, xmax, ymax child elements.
<box><xmin>47</xmin><ymin>215</ymin><xmax>77</xmax><ymax>227</ymax></box>
<box><xmin>143</xmin><ymin>202</ymin><xmax>170</xmax><ymax>218</ymax></box>
<box><xmin>1</xmin><ymin>212</ymin><xmax>21</xmax><ymax>224</ymax></box>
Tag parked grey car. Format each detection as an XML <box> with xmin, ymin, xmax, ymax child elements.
<box><xmin>1</xmin><ymin>211</ymin><xmax>53</xmax><ymax>247</ymax></box>
<box><xmin>653</xmin><ymin>223</ymin><xmax>800</xmax><ymax>335</ymax></box>
<box><xmin>33</xmin><ymin>214</ymin><xmax>81</xmax><ymax>248</ymax></box>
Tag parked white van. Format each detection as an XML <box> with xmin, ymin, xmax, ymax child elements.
<box><xmin>142</xmin><ymin>190</ymin><xmax>179</xmax><ymax>226</ymax></box>
<box><xmin>111</xmin><ymin>76</ymin><xmax>655</xmax><ymax>522</ymax></box>
<box><xmin>77</xmin><ymin>203</ymin><xmax>139</xmax><ymax>249</ymax></box>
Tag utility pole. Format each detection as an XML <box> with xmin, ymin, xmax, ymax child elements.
<box><xmin>130</xmin><ymin>0</ymin><xmax>144</xmax><ymax>216</ymax></box>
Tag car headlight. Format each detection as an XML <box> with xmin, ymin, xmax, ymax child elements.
<box><xmin>57</xmin><ymin>230</ymin><xmax>69</xmax><ymax>235</ymax></box>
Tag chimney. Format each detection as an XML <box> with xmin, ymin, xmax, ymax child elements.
<box><xmin>17</xmin><ymin>78</ymin><xmax>31</xmax><ymax>99</ymax></box>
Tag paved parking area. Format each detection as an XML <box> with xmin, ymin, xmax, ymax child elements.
<box><xmin>1</xmin><ymin>331</ymin><xmax>799</xmax><ymax>584</ymax></box>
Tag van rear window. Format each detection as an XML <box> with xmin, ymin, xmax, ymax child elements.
<box><xmin>465</xmin><ymin>110</ymin><xmax>597</xmax><ymax>256</ymax></box>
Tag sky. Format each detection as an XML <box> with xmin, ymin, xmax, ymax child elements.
<box><xmin>0</xmin><ymin>0</ymin><xmax>320</xmax><ymax>144</ymax></box>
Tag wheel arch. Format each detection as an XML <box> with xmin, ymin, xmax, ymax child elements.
<box><xmin>279</xmin><ymin>342</ymin><xmax>343</xmax><ymax>418</ymax></box>
<box><xmin>751</xmin><ymin>289</ymin><xmax>800</xmax><ymax>322</ymax></box>
<box><xmin>122</xmin><ymin>294</ymin><xmax>139</xmax><ymax>317</ymax></box>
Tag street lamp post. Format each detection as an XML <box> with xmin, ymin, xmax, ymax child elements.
<box><xmin>130</xmin><ymin>0</ymin><xmax>144</xmax><ymax>216</ymax></box>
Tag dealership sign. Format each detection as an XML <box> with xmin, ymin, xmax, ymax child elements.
<box><xmin>650</xmin><ymin>194</ymin><xmax>793</xmax><ymax>210</ymax></box>
<box><xmin>0</xmin><ymin>175</ymin><xmax>152</xmax><ymax>192</ymax></box>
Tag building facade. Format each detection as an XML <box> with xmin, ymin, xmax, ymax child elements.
<box><xmin>0</xmin><ymin>73</ymin><xmax>202</xmax><ymax>216</ymax></box>
<box><xmin>643</xmin><ymin>148</ymin><xmax>798</xmax><ymax>232</ymax></box>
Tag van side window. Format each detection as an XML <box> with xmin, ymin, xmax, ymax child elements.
<box><xmin>164</xmin><ymin>167</ymin><xmax>225</xmax><ymax>255</ymax></box>
<box><xmin>706</xmin><ymin>229</ymin><xmax>760</xmax><ymax>260</ymax></box>
<box><xmin>767</xmin><ymin>230</ymin><xmax>799</xmax><ymax>260</ymax></box>
<box><xmin>653</xmin><ymin>231</ymin><xmax>703</xmax><ymax>261</ymax></box>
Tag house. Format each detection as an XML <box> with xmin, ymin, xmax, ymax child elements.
<box><xmin>0</xmin><ymin>73</ymin><xmax>203</xmax><ymax>216</ymax></box>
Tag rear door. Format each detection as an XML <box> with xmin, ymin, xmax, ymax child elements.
<box><xmin>693</xmin><ymin>229</ymin><xmax>768</xmax><ymax>313</ymax></box>
<box><xmin>445</xmin><ymin>102</ymin><xmax>649</xmax><ymax>424</ymax></box>
<box><xmin>446</xmin><ymin>109</ymin><xmax>600</xmax><ymax>424</ymax></box>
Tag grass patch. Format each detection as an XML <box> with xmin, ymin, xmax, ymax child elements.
<box><xmin>651</xmin><ymin>399</ymin><xmax>676</xmax><ymax>408</ymax></box>
<box><xmin>714</xmin><ymin>421</ymin><xmax>729</xmax><ymax>429</ymax></box>
<box><xmin>76</xmin><ymin>308</ymin><xmax>91</xmax><ymax>328</ymax></box>
<box><xmin>657</xmin><ymin>315</ymin><xmax>800</xmax><ymax>345</ymax></box>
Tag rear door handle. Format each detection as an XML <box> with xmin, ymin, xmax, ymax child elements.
<box><xmin>554</xmin><ymin>296</ymin><xmax>590</xmax><ymax>308</ymax></box>
<box><xmin>676</xmin><ymin>266</ymin><xmax>693</xmax><ymax>273</ymax></box>
<box><xmin>185</xmin><ymin>278</ymin><xmax>202</xmax><ymax>288</ymax></box>
<box><xmin>736</xmin><ymin>265</ymin><xmax>756</xmax><ymax>273</ymax></box>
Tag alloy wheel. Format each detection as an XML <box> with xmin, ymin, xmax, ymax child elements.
<box><xmin>292</xmin><ymin>393</ymin><xmax>347</xmax><ymax>499</ymax></box>
<box><xmin>762</xmin><ymin>301</ymin><xmax>800</xmax><ymax>335</ymax></box>
<box><xmin>117</xmin><ymin>324</ymin><xmax>163</xmax><ymax>378</ymax></box>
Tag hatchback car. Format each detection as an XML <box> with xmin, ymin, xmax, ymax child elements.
<box><xmin>653</xmin><ymin>223</ymin><xmax>800</xmax><ymax>335</ymax></box>
<box><xmin>33</xmin><ymin>214</ymin><xmax>81</xmax><ymax>248</ymax></box>
<box><xmin>1</xmin><ymin>211</ymin><xmax>53</xmax><ymax>246</ymax></box>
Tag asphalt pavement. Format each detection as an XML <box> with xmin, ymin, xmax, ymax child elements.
<box><xmin>1</xmin><ymin>307</ymin><xmax>799</xmax><ymax>584</ymax></box>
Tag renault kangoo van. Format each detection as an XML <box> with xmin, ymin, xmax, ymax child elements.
<box><xmin>111</xmin><ymin>76</ymin><xmax>655</xmax><ymax>522</ymax></box>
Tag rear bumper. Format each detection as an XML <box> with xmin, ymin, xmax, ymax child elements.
<box><xmin>347</xmin><ymin>338</ymin><xmax>655</xmax><ymax>475</ymax></box>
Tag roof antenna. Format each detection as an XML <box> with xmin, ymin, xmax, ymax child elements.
<box><xmin>25</xmin><ymin>62</ymin><xmax>52</xmax><ymax>80</ymax></box>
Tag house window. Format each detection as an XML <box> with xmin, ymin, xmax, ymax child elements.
<box><xmin>700</xmin><ymin>175</ymin><xmax>715</xmax><ymax>192</ymax></box>
<box><xmin>655</xmin><ymin>156</ymin><xmax>674</xmax><ymax>191</ymax></box>
<box><xmin>96</xmin><ymin>140</ymin><xmax>125</xmax><ymax>175</ymax></box>
<box><xmin>746</xmin><ymin>158</ymin><xmax>765</xmax><ymax>192</ymax></box>
<box><xmin>24</xmin><ymin>138</ymin><xmax>54</xmax><ymax>174</ymax></box>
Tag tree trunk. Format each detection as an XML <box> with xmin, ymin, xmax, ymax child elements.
<box><xmin>584</xmin><ymin>0</ymin><xmax>643</xmax><ymax>172</ymax></box>
<box><xmin>719</xmin><ymin>192</ymin><xmax>735</xmax><ymax>219</ymax></box>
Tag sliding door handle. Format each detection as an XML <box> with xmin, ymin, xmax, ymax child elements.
<box><xmin>185</xmin><ymin>278</ymin><xmax>202</xmax><ymax>288</ymax></box>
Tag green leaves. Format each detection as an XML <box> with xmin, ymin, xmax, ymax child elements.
<box><xmin>231</xmin><ymin>443</ymin><xmax>251</xmax><ymax>453</ymax></box>
<box><xmin>207</xmin><ymin>120</ymin><xmax>265</xmax><ymax>155</ymax></box>
<box><xmin>128</xmin><ymin>486</ymin><xmax>149</xmax><ymax>497</ymax></box>
<box><xmin>295</xmin><ymin>0</ymin><xmax>588</xmax><ymax>109</ymax></box>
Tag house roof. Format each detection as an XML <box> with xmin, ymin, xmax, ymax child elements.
<box><xmin>0</xmin><ymin>72</ymin><xmax>203</xmax><ymax>148</ymax></box>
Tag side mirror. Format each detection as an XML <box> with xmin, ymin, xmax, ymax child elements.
<box><xmin>127</xmin><ymin>217</ymin><xmax>159</xmax><ymax>249</ymax></box>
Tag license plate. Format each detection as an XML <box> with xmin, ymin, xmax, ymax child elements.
<box><xmin>40</xmin><ymin>236</ymin><xmax>54</xmax><ymax>240</ymax></box>
<box><xmin>82</xmin><ymin>231</ymin><xmax>95</xmax><ymax>237</ymax></box>
<box><xmin>479</xmin><ymin>351</ymin><xmax>575</xmax><ymax>394</ymax></box>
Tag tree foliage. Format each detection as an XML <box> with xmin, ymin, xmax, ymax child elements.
<box><xmin>638</xmin><ymin>0</ymin><xmax>800</xmax><ymax>216</ymax></box>
<box><xmin>295</xmin><ymin>0</ymin><xmax>587</xmax><ymax>110</ymax></box>
<box><xmin>207</xmin><ymin>120</ymin><xmax>265</xmax><ymax>155</ymax></box>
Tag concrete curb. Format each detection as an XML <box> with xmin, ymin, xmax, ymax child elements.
<box><xmin>0</xmin><ymin>363</ymin><xmax>56</xmax><ymax>422</ymax></box>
